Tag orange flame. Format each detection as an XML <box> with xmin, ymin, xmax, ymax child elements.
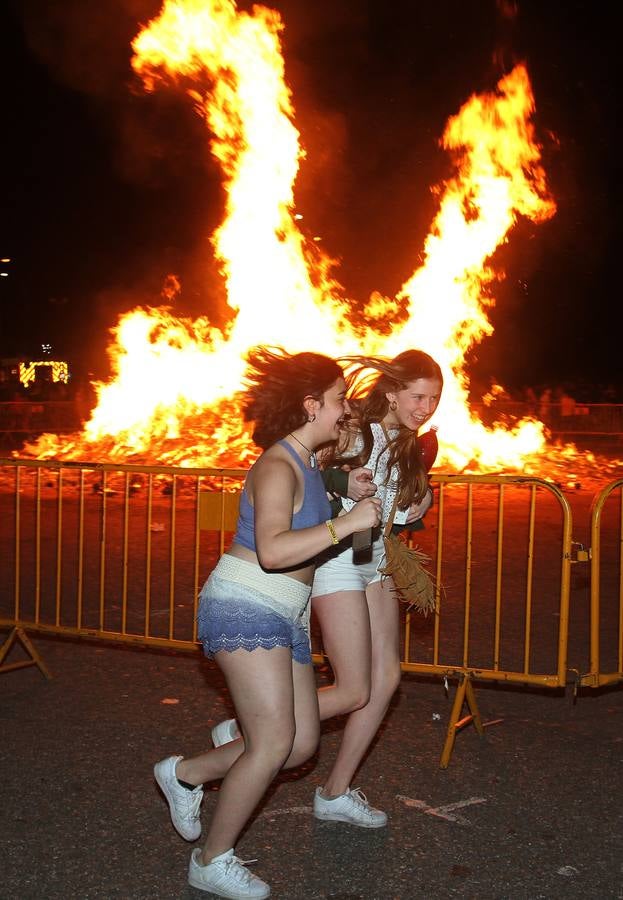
<box><xmin>26</xmin><ymin>1</ymin><xmax>559</xmax><ymax>471</ymax></box>
<box><xmin>386</xmin><ymin>64</ymin><xmax>556</xmax><ymax>469</ymax></box>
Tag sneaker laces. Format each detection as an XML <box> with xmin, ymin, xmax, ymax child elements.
<box><xmin>183</xmin><ymin>789</ymin><xmax>203</xmax><ymax>821</ymax></box>
<box><xmin>348</xmin><ymin>787</ymin><xmax>374</xmax><ymax>812</ymax></box>
<box><xmin>223</xmin><ymin>855</ymin><xmax>259</xmax><ymax>885</ymax></box>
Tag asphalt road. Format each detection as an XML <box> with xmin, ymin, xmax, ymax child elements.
<box><xmin>2</xmin><ymin>634</ymin><xmax>622</xmax><ymax>900</ymax></box>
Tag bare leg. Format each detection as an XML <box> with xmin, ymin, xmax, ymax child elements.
<box><xmin>317</xmin><ymin>578</ymin><xmax>401</xmax><ymax>797</ymax></box>
<box><xmin>312</xmin><ymin>589</ymin><xmax>372</xmax><ymax>722</ymax></box>
<box><xmin>196</xmin><ymin>647</ymin><xmax>319</xmax><ymax>864</ymax></box>
<box><xmin>176</xmin><ymin>736</ymin><xmax>244</xmax><ymax>787</ymax></box>
<box><xmin>177</xmin><ymin>658</ymin><xmax>319</xmax><ymax>788</ymax></box>
<box><xmin>284</xmin><ymin>658</ymin><xmax>321</xmax><ymax>768</ymax></box>
<box><xmin>207</xmin><ymin>589</ymin><xmax>377</xmax><ymax>771</ymax></box>
<box><xmin>195</xmin><ymin>582</ymin><xmax>399</xmax><ymax>804</ymax></box>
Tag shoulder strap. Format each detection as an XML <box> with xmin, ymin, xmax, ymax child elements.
<box><xmin>384</xmin><ymin>492</ymin><xmax>400</xmax><ymax>539</ymax></box>
<box><xmin>380</xmin><ymin>422</ymin><xmax>400</xmax><ymax>537</ymax></box>
<box><xmin>277</xmin><ymin>438</ymin><xmax>307</xmax><ymax>474</ymax></box>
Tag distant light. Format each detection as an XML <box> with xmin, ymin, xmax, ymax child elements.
<box><xmin>42</xmin><ymin>343</ymin><xmax>52</xmax><ymax>354</ymax></box>
<box><xmin>19</xmin><ymin>359</ymin><xmax>69</xmax><ymax>386</ymax></box>
<box><xmin>0</xmin><ymin>272</ymin><xmax>8</xmax><ymax>277</ymax></box>
<box><xmin>0</xmin><ymin>258</ymin><xmax>10</xmax><ymax>263</ymax></box>
<box><xmin>294</xmin><ymin>214</ymin><xmax>303</xmax><ymax>220</ymax></box>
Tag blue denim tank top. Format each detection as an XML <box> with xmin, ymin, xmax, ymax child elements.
<box><xmin>233</xmin><ymin>439</ymin><xmax>331</xmax><ymax>552</ymax></box>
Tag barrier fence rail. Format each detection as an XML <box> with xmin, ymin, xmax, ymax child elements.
<box><xmin>400</xmin><ymin>473</ymin><xmax>575</xmax><ymax>763</ymax></box>
<box><xmin>1</xmin><ymin>457</ymin><xmax>622</xmax><ymax>765</ymax></box>
<box><xmin>0</xmin><ymin>458</ymin><xmax>246</xmax><ymax>655</ymax></box>
<box><xmin>583</xmin><ymin>478</ymin><xmax>623</xmax><ymax>688</ymax></box>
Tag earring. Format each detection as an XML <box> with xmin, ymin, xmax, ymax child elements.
<box><xmin>308</xmin><ymin>414</ymin><xmax>316</xmax><ymax>423</ymax></box>
<box><xmin>389</xmin><ymin>401</ymin><xmax>397</xmax><ymax>411</ymax></box>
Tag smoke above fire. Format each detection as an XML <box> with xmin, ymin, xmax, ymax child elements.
<box><xmin>25</xmin><ymin>0</ymin><xmax>559</xmax><ymax>471</ymax></box>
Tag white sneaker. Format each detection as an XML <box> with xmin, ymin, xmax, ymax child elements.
<box><xmin>154</xmin><ymin>755</ymin><xmax>203</xmax><ymax>841</ymax></box>
<box><xmin>212</xmin><ymin>718</ymin><xmax>239</xmax><ymax>748</ymax></box>
<box><xmin>188</xmin><ymin>848</ymin><xmax>270</xmax><ymax>898</ymax></box>
<box><xmin>313</xmin><ymin>786</ymin><xmax>387</xmax><ymax>828</ymax></box>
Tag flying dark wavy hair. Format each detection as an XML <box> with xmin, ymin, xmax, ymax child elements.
<box><xmin>241</xmin><ymin>346</ymin><xmax>343</xmax><ymax>450</ymax></box>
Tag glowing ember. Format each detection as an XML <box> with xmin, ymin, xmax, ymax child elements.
<box><xmin>23</xmin><ymin>1</ymin><xmax>562</xmax><ymax>472</ymax></box>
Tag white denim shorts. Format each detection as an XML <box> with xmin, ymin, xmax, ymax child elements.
<box><xmin>311</xmin><ymin>535</ymin><xmax>386</xmax><ymax>597</ymax></box>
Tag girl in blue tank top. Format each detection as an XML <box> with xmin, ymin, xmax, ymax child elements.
<box><xmin>153</xmin><ymin>347</ymin><xmax>381</xmax><ymax>899</ymax></box>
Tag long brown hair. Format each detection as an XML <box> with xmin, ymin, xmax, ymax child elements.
<box><xmin>336</xmin><ymin>349</ymin><xmax>443</xmax><ymax>508</ymax></box>
<box><xmin>242</xmin><ymin>346</ymin><xmax>343</xmax><ymax>450</ymax></box>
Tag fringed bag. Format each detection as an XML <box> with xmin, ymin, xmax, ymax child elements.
<box><xmin>378</xmin><ymin>494</ymin><xmax>436</xmax><ymax>616</ymax></box>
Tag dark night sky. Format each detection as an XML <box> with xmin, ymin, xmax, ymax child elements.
<box><xmin>0</xmin><ymin>0</ymin><xmax>620</xmax><ymax>395</ymax></box>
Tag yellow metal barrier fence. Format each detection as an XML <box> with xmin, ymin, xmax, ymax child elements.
<box><xmin>402</xmin><ymin>474</ymin><xmax>573</xmax><ymax>688</ymax></box>
<box><xmin>1</xmin><ymin>460</ymin><xmax>582</xmax><ymax>764</ymax></box>
<box><xmin>582</xmin><ymin>478</ymin><xmax>623</xmax><ymax>688</ymax></box>
<box><xmin>0</xmin><ymin>458</ymin><xmax>246</xmax><ymax>657</ymax></box>
<box><xmin>399</xmin><ymin>474</ymin><xmax>574</xmax><ymax>764</ymax></box>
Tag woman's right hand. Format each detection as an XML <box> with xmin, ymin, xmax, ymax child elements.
<box><xmin>343</xmin><ymin>496</ymin><xmax>382</xmax><ymax>533</ymax></box>
<box><xmin>346</xmin><ymin>466</ymin><xmax>377</xmax><ymax>501</ymax></box>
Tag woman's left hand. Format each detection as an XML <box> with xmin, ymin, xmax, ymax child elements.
<box><xmin>405</xmin><ymin>487</ymin><xmax>433</xmax><ymax>523</ymax></box>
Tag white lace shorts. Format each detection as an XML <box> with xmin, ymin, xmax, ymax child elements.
<box><xmin>198</xmin><ymin>555</ymin><xmax>313</xmax><ymax>664</ymax></box>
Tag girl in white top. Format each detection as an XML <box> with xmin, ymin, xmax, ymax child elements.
<box><xmin>310</xmin><ymin>349</ymin><xmax>443</xmax><ymax>827</ymax></box>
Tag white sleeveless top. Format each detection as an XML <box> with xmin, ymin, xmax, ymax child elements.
<box><xmin>340</xmin><ymin>422</ymin><xmax>408</xmax><ymax>526</ymax></box>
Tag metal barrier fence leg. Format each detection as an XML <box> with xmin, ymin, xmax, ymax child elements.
<box><xmin>440</xmin><ymin>673</ymin><xmax>484</xmax><ymax>768</ymax></box>
<box><xmin>0</xmin><ymin>627</ymin><xmax>52</xmax><ymax>679</ymax></box>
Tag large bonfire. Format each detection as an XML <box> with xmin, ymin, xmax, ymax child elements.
<box><xmin>24</xmin><ymin>0</ymin><xmax>574</xmax><ymax>474</ymax></box>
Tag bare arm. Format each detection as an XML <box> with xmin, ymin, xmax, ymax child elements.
<box><xmin>253</xmin><ymin>457</ymin><xmax>381</xmax><ymax>570</ymax></box>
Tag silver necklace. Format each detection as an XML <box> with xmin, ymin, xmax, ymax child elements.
<box><xmin>289</xmin><ymin>433</ymin><xmax>317</xmax><ymax>469</ymax></box>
